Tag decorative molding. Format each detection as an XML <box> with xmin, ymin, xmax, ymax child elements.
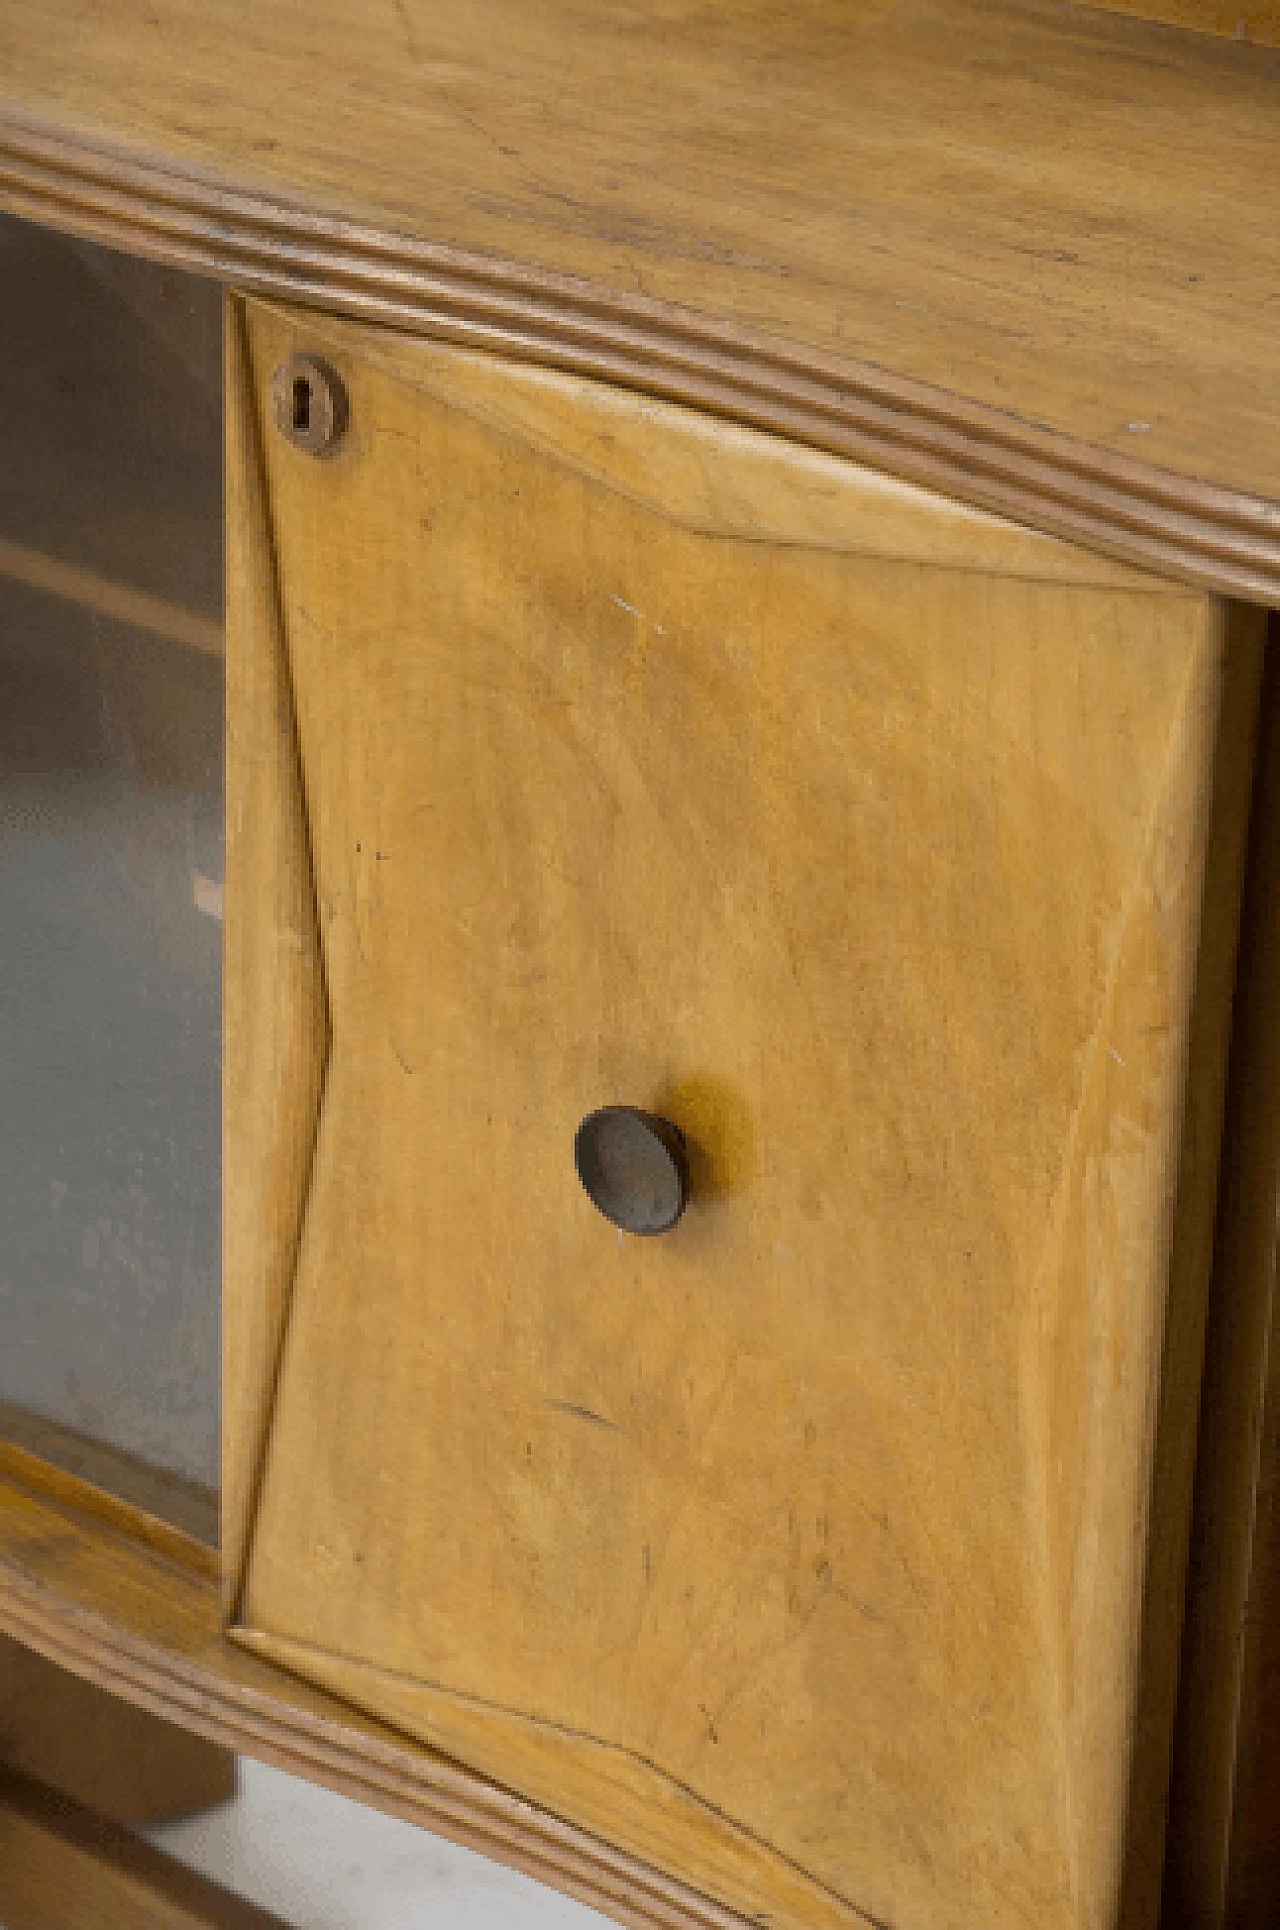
<box><xmin>0</xmin><ymin>1482</ymin><xmax>758</xmax><ymax>1930</ymax></box>
<box><xmin>1</xmin><ymin>107</ymin><xmax>1278</xmax><ymax>607</ymax></box>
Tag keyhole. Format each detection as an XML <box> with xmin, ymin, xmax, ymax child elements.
<box><xmin>272</xmin><ymin>354</ymin><xmax>347</xmax><ymax>454</ymax></box>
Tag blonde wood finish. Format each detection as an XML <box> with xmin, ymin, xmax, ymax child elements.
<box><xmin>0</xmin><ymin>1436</ymin><xmax>216</xmax><ymax>1586</ymax></box>
<box><xmin>219</xmin><ymin>287</ymin><xmax>1179</xmax><ymax>1604</ymax></box>
<box><xmin>0</xmin><ymin>1407</ymin><xmax>218</xmax><ymax>1554</ymax></box>
<box><xmin>221</xmin><ymin>296</ymin><xmax>329</xmax><ymax>1612</ymax></box>
<box><xmin>0</xmin><ymin>1463</ymin><xmax>769</xmax><ymax>1930</ymax></box>
<box><xmin>0</xmin><ymin>1636</ymin><xmax>234</xmax><ymax>1827</ymax></box>
<box><xmin>0</xmin><ymin>1763</ymin><xmax>288</xmax><ymax>1930</ymax></box>
<box><xmin>227</xmin><ymin>295</ymin><xmax>1263</xmax><ymax>1930</ymax></box>
<box><xmin>1085</xmin><ymin>0</ymin><xmax>1280</xmax><ymax>43</ymax></box>
<box><xmin>1</xmin><ymin>3</ymin><xmax>1280</xmax><ymax>601</ymax></box>
<box><xmin>310</xmin><ymin>325</ymin><xmax>1187</xmax><ymax>596</ymax></box>
<box><xmin>234</xmin><ymin>1629</ymin><xmax>857</xmax><ymax>1930</ymax></box>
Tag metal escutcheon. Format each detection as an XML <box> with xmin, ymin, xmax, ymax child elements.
<box><xmin>271</xmin><ymin>353</ymin><xmax>348</xmax><ymax>456</ymax></box>
<box><xmin>574</xmin><ymin>1106</ymin><xmax>690</xmax><ymax>1236</ymax></box>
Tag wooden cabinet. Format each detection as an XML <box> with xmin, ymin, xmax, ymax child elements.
<box><xmin>5</xmin><ymin>7</ymin><xmax>1280</xmax><ymax>1925</ymax></box>
<box><xmin>223</xmin><ymin>294</ymin><xmax>1264</xmax><ymax>1930</ymax></box>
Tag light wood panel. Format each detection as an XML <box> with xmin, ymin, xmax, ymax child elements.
<box><xmin>0</xmin><ymin>1763</ymin><xmax>287</xmax><ymax>1930</ymax></box>
<box><xmin>0</xmin><ymin>1407</ymin><xmax>218</xmax><ymax>1554</ymax></box>
<box><xmin>0</xmin><ymin>1637</ymin><xmax>234</xmax><ymax>1827</ymax></box>
<box><xmin>327</xmin><ymin>325</ymin><xmax>1187</xmax><ymax>595</ymax></box>
<box><xmin>221</xmin><ymin>296</ymin><xmax>329</xmax><ymax>1611</ymax></box>
<box><xmin>0</xmin><ymin>1462</ymin><xmax>767</xmax><ymax>1930</ymax></box>
<box><xmin>1</xmin><ymin>3</ymin><xmax>1280</xmax><ymax>599</ymax></box>
<box><xmin>229</xmin><ymin>296</ymin><xmax>1263</xmax><ymax>1930</ymax></box>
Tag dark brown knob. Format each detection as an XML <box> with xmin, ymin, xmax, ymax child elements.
<box><xmin>271</xmin><ymin>353</ymin><xmax>348</xmax><ymax>456</ymax></box>
<box><xmin>574</xmin><ymin>1107</ymin><xmax>689</xmax><ymax>1236</ymax></box>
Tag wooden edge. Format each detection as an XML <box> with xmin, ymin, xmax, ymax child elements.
<box><xmin>1</xmin><ymin>106</ymin><xmax>1279</xmax><ymax>607</ymax></box>
<box><xmin>249</xmin><ymin>292</ymin><xmax>1192</xmax><ymax>594</ymax></box>
<box><xmin>0</xmin><ymin>1404</ymin><xmax>218</xmax><ymax>1558</ymax></box>
<box><xmin>0</xmin><ymin>1763</ymin><xmax>286</xmax><ymax>1930</ymax></box>
<box><xmin>1115</xmin><ymin>602</ymin><xmax>1268</xmax><ymax>1929</ymax></box>
<box><xmin>0</xmin><ymin>1433</ymin><xmax>217</xmax><ymax>1581</ymax></box>
<box><xmin>229</xmin><ymin>1624</ymin><xmax>873</xmax><ymax>1930</ymax></box>
<box><xmin>0</xmin><ymin>1465</ymin><xmax>761</xmax><ymax>1930</ymax></box>
<box><xmin>221</xmin><ymin>293</ymin><xmax>332</xmax><ymax>1616</ymax></box>
<box><xmin>1162</xmin><ymin>614</ymin><xmax>1280</xmax><ymax>1928</ymax></box>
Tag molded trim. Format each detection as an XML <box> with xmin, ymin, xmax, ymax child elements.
<box><xmin>2</xmin><ymin>108</ymin><xmax>1278</xmax><ymax>607</ymax></box>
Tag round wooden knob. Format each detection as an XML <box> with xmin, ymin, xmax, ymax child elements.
<box><xmin>574</xmin><ymin>1107</ymin><xmax>689</xmax><ymax>1236</ymax></box>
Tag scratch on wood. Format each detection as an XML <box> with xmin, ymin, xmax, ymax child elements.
<box><xmin>546</xmin><ymin>1400</ymin><xmax>619</xmax><ymax>1431</ymax></box>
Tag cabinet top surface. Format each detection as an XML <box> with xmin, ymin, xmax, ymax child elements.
<box><xmin>2</xmin><ymin>0</ymin><xmax>1279</xmax><ymax>597</ymax></box>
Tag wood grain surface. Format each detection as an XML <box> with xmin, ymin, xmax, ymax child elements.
<box><xmin>222</xmin><ymin>296</ymin><xmax>329</xmax><ymax>1614</ymax></box>
<box><xmin>0</xmin><ymin>1463</ymin><xmax>770</xmax><ymax>1930</ymax></box>
<box><xmin>0</xmin><ymin>2</ymin><xmax>1279</xmax><ymax>599</ymax></box>
<box><xmin>0</xmin><ymin>1407</ymin><xmax>218</xmax><ymax>1553</ymax></box>
<box><xmin>228</xmin><ymin>294</ymin><xmax>1264</xmax><ymax>1930</ymax></box>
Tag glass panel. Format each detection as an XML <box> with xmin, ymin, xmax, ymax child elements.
<box><xmin>0</xmin><ymin>213</ymin><xmax>223</xmax><ymax>1512</ymax></box>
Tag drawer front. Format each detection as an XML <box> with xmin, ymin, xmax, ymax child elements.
<box><xmin>225</xmin><ymin>297</ymin><xmax>1261</xmax><ymax>1930</ymax></box>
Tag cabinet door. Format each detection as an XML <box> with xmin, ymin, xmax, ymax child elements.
<box><xmin>224</xmin><ymin>294</ymin><xmax>1262</xmax><ymax>1930</ymax></box>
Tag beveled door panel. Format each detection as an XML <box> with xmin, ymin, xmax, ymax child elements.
<box><xmin>226</xmin><ymin>294</ymin><xmax>1263</xmax><ymax>1930</ymax></box>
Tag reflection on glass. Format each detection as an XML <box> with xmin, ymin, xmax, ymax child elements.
<box><xmin>0</xmin><ymin>215</ymin><xmax>222</xmax><ymax>1503</ymax></box>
